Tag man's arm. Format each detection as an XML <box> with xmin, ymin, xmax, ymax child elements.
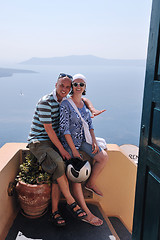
<box><xmin>44</xmin><ymin>123</ymin><xmax>71</xmax><ymax>160</ymax></box>
<box><xmin>82</xmin><ymin>97</ymin><xmax>106</xmax><ymax>118</ymax></box>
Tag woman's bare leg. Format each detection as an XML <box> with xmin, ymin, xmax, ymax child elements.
<box><xmin>71</xmin><ymin>182</ymin><xmax>103</xmax><ymax>226</ymax></box>
<box><xmin>86</xmin><ymin>150</ymin><xmax>108</xmax><ymax>196</ymax></box>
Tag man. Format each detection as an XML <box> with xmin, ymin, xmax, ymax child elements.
<box><xmin>27</xmin><ymin>73</ymin><xmax>105</xmax><ymax>226</ymax></box>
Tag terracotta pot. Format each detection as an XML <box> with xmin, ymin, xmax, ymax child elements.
<box><xmin>16</xmin><ymin>181</ymin><xmax>51</xmax><ymax>218</ymax></box>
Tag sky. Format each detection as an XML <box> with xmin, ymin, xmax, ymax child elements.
<box><xmin>0</xmin><ymin>0</ymin><xmax>152</xmax><ymax>63</ymax></box>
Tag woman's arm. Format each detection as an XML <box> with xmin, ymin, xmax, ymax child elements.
<box><xmin>90</xmin><ymin>129</ymin><xmax>99</xmax><ymax>154</ymax></box>
<box><xmin>64</xmin><ymin>134</ymin><xmax>82</xmax><ymax>158</ymax></box>
<box><xmin>82</xmin><ymin>97</ymin><xmax>106</xmax><ymax>118</ymax></box>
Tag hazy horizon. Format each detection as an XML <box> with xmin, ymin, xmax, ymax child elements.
<box><xmin>0</xmin><ymin>54</ymin><xmax>146</xmax><ymax>67</ymax></box>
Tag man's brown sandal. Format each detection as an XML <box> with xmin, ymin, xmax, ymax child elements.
<box><xmin>66</xmin><ymin>202</ymin><xmax>87</xmax><ymax>220</ymax></box>
<box><xmin>51</xmin><ymin>210</ymin><xmax>66</xmax><ymax>227</ymax></box>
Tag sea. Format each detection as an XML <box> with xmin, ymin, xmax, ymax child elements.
<box><xmin>0</xmin><ymin>63</ymin><xmax>146</xmax><ymax>148</ymax></box>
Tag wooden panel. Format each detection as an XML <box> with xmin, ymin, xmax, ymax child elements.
<box><xmin>147</xmin><ymin>147</ymin><xmax>160</xmax><ymax>170</ymax></box>
<box><xmin>155</xmin><ymin>23</ymin><xmax>160</xmax><ymax>81</ymax></box>
<box><xmin>142</xmin><ymin>171</ymin><xmax>160</xmax><ymax>239</ymax></box>
<box><xmin>153</xmin><ymin>82</ymin><xmax>160</xmax><ymax>102</ymax></box>
<box><xmin>149</xmin><ymin>103</ymin><xmax>160</xmax><ymax>151</ymax></box>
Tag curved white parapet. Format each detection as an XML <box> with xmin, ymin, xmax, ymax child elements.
<box><xmin>120</xmin><ymin>144</ymin><xmax>139</xmax><ymax>164</ymax></box>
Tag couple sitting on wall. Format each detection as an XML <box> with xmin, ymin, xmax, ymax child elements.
<box><xmin>27</xmin><ymin>73</ymin><xmax>108</xmax><ymax>227</ymax></box>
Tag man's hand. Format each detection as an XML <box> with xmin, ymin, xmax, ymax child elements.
<box><xmin>91</xmin><ymin>109</ymin><xmax>106</xmax><ymax>118</ymax></box>
<box><xmin>43</xmin><ymin>124</ymin><xmax>71</xmax><ymax>160</ymax></box>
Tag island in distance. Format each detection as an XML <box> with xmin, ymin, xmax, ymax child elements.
<box><xmin>20</xmin><ymin>55</ymin><xmax>145</xmax><ymax>66</ymax></box>
<box><xmin>0</xmin><ymin>68</ymin><xmax>37</xmax><ymax>78</ymax></box>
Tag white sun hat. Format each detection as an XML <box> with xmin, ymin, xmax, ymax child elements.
<box><xmin>73</xmin><ymin>73</ymin><xmax>86</xmax><ymax>82</ymax></box>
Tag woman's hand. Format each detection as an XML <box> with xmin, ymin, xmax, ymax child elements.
<box><xmin>72</xmin><ymin>149</ymin><xmax>82</xmax><ymax>159</ymax></box>
<box><xmin>91</xmin><ymin>109</ymin><xmax>106</xmax><ymax>118</ymax></box>
<box><xmin>92</xmin><ymin>140</ymin><xmax>99</xmax><ymax>154</ymax></box>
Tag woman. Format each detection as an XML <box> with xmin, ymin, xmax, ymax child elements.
<box><xmin>60</xmin><ymin>74</ymin><xmax>108</xmax><ymax>226</ymax></box>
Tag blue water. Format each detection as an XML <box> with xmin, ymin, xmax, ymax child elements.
<box><xmin>0</xmin><ymin>63</ymin><xmax>146</xmax><ymax>148</ymax></box>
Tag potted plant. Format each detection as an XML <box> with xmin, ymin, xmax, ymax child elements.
<box><xmin>15</xmin><ymin>152</ymin><xmax>52</xmax><ymax>219</ymax></box>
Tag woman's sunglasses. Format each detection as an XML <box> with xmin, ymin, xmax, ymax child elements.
<box><xmin>72</xmin><ymin>82</ymin><xmax>86</xmax><ymax>87</ymax></box>
<box><xmin>58</xmin><ymin>73</ymin><xmax>73</xmax><ymax>79</ymax></box>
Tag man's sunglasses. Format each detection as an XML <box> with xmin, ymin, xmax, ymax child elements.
<box><xmin>58</xmin><ymin>73</ymin><xmax>73</xmax><ymax>79</ymax></box>
<box><xmin>72</xmin><ymin>82</ymin><xmax>86</xmax><ymax>87</ymax></box>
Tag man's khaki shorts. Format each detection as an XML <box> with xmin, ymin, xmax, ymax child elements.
<box><xmin>28</xmin><ymin>140</ymin><xmax>65</xmax><ymax>182</ymax></box>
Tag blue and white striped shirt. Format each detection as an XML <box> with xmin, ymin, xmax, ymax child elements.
<box><xmin>27</xmin><ymin>92</ymin><xmax>60</xmax><ymax>143</ymax></box>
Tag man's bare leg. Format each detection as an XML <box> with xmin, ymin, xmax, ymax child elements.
<box><xmin>51</xmin><ymin>183</ymin><xmax>61</xmax><ymax>212</ymax></box>
<box><xmin>56</xmin><ymin>174</ymin><xmax>86</xmax><ymax>217</ymax></box>
<box><xmin>51</xmin><ymin>183</ymin><xmax>65</xmax><ymax>224</ymax></box>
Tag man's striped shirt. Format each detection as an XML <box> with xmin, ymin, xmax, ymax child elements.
<box><xmin>28</xmin><ymin>92</ymin><xmax>60</xmax><ymax>143</ymax></box>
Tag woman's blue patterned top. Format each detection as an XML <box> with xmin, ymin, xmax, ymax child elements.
<box><xmin>59</xmin><ymin>99</ymin><xmax>94</xmax><ymax>149</ymax></box>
